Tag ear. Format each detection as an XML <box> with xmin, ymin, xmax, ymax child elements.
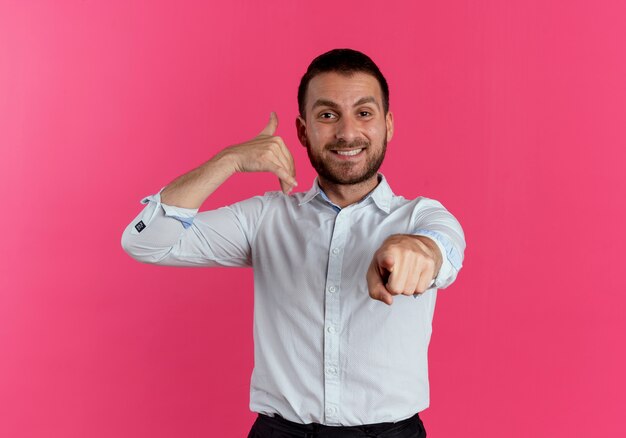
<box><xmin>295</xmin><ymin>115</ymin><xmax>308</xmax><ymax>147</ymax></box>
<box><xmin>385</xmin><ymin>111</ymin><xmax>394</xmax><ymax>142</ymax></box>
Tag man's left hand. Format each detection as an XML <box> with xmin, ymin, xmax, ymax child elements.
<box><xmin>367</xmin><ymin>235</ymin><xmax>443</xmax><ymax>305</ymax></box>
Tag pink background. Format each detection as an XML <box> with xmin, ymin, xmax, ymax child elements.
<box><xmin>1</xmin><ymin>1</ymin><xmax>625</xmax><ymax>436</ymax></box>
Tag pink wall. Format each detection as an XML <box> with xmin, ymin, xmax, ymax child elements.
<box><xmin>2</xmin><ymin>1</ymin><xmax>625</xmax><ymax>436</ymax></box>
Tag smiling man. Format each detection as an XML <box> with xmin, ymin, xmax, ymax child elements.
<box><xmin>122</xmin><ymin>48</ymin><xmax>465</xmax><ymax>437</ymax></box>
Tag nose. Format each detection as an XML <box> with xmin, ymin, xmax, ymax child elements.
<box><xmin>335</xmin><ymin>115</ymin><xmax>360</xmax><ymax>143</ymax></box>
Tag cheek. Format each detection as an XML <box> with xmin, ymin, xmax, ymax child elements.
<box><xmin>363</xmin><ymin>126</ymin><xmax>381</xmax><ymax>141</ymax></box>
<box><xmin>307</xmin><ymin>125</ymin><xmax>331</xmax><ymax>146</ymax></box>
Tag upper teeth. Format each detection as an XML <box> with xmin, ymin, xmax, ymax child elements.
<box><xmin>336</xmin><ymin>149</ymin><xmax>362</xmax><ymax>156</ymax></box>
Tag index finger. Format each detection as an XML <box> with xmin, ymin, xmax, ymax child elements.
<box><xmin>367</xmin><ymin>262</ymin><xmax>394</xmax><ymax>305</ymax></box>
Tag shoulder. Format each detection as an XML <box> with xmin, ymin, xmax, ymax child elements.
<box><xmin>224</xmin><ymin>189</ymin><xmax>313</xmax><ymax>216</ymax></box>
<box><xmin>261</xmin><ymin>190</ymin><xmax>314</xmax><ymax>207</ymax></box>
<box><xmin>389</xmin><ymin>193</ymin><xmax>447</xmax><ymax>212</ymax></box>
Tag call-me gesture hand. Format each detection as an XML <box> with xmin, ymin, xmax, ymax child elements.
<box><xmin>367</xmin><ymin>235</ymin><xmax>443</xmax><ymax>305</ymax></box>
<box><xmin>224</xmin><ymin>112</ymin><xmax>298</xmax><ymax>194</ymax></box>
<box><xmin>159</xmin><ymin>112</ymin><xmax>297</xmax><ymax>209</ymax></box>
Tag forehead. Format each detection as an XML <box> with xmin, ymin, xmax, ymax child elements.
<box><xmin>305</xmin><ymin>71</ymin><xmax>383</xmax><ymax>109</ymax></box>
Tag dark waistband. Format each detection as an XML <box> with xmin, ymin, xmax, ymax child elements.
<box><xmin>257</xmin><ymin>411</ymin><xmax>420</xmax><ymax>436</ymax></box>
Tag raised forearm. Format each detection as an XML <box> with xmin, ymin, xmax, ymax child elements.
<box><xmin>160</xmin><ymin>151</ymin><xmax>236</xmax><ymax>209</ymax></box>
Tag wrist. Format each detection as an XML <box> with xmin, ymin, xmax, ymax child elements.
<box><xmin>211</xmin><ymin>148</ymin><xmax>239</xmax><ymax>176</ymax></box>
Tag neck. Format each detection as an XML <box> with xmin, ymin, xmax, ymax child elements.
<box><xmin>318</xmin><ymin>174</ymin><xmax>380</xmax><ymax>208</ymax></box>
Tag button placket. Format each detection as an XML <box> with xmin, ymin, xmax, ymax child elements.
<box><xmin>322</xmin><ymin>208</ymin><xmax>349</xmax><ymax>423</ymax></box>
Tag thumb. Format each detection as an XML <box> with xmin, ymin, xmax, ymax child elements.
<box><xmin>259</xmin><ymin>111</ymin><xmax>278</xmax><ymax>136</ymax></box>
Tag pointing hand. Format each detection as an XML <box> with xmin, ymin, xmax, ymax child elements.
<box><xmin>367</xmin><ymin>235</ymin><xmax>442</xmax><ymax>305</ymax></box>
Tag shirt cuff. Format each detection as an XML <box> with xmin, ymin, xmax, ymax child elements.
<box><xmin>413</xmin><ymin>229</ymin><xmax>463</xmax><ymax>288</ymax></box>
<box><xmin>139</xmin><ymin>187</ymin><xmax>199</xmax><ymax>229</ymax></box>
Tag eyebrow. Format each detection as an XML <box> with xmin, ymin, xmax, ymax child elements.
<box><xmin>311</xmin><ymin>96</ymin><xmax>380</xmax><ymax>111</ymax></box>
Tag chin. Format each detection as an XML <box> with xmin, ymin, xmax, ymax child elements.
<box><xmin>324</xmin><ymin>169</ymin><xmax>379</xmax><ymax>185</ymax></box>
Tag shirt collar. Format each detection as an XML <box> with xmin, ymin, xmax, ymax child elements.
<box><xmin>298</xmin><ymin>173</ymin><xmax>394</xmax><ymax>214</ymax></box>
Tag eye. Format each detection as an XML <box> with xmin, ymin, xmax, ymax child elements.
<box><xmin>319</xmin><ymin>112</ymin><xmax>337</xmax><ymax>119</ymax></box>
<box><xmin>358</xmin><ymin>111</ymin><xmax>373</xmax><ymax>117</ymax></box>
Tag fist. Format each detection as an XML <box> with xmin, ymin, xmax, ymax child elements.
<box><xmin>366</xmin><ymin>234</ymin><xmax>442</xmax><ymax>305</ymax></box>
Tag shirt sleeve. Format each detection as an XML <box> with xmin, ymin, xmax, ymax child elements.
<box><xmin>120</xmin><ymin>188</ymin><xmax>266</xmax><ymax>267</ymax></box>
<box><xmin>411</xmin><ymin>198</ymin><xmax>466</xmax><ymax>289</ymax></box>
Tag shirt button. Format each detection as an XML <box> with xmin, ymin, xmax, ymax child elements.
<box><xmin>332</xmin><ymin>247</ymin><xmax>340</xmax><ymax>255</ymax></box>
<box><xmin>326</xmin><ymin>406</ymin><xmax>337</xmax><ymax>415</ymax></box>
<box><xmin>327</xmin><ymin>326</ymin><xmax>336</xmax><ymax>334</ymax></box>
<box><xmin>328</xmin><ymin>286</ymin><xmax>337</xmax><ymax>293</ymax></box>
<box><xmin>327</xmin><ymin>366</ymin><xmax>337</xmax><ymax>375</ymax></box>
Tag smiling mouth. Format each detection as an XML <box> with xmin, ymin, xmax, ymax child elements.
<box><xmin>333</xmin><ymin>149</ymin><xmax>363</xmax><ymax>156</ymax></box>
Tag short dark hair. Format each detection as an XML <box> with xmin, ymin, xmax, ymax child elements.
<box><xmin>297</xmin><ymin>48</ymin><xmax>389</xmax><ymax>117</ymax></box>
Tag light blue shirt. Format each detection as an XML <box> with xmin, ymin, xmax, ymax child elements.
<box><xmin>121</xmin><ymin>174</ymin><xmax>465</xmax><ymax>426</ymax></box>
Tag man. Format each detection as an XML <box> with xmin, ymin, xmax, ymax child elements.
<box><xmin>122</xmin><ymin>48</ymin><xmax>465</xmax><ymax>437</ymax></box>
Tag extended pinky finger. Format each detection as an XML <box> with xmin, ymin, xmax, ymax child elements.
<box><xmin>268</xmin><ymin>163</ymin><xmax>297</xmax><ymax>193</ymax></box>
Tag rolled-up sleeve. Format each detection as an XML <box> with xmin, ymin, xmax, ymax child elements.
<box><xmin>121</xmin><ymin>188</ymin><xmax>266</xmax><ymax>267</ymax></box>
<box><xmin>411</xmin><ymin>198</ymin><xmax>466</xmax><ymax>289</ymax></box>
